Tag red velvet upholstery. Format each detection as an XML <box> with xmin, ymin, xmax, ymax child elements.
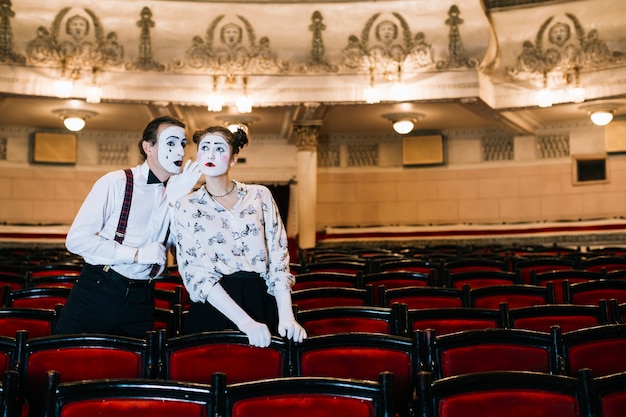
<box><xmin>438</xmin><ymin>390</ymin><xmax>580</xmax><ymax>417</ymax></box>
<box><xmin>292</xmin><ymin>287</ymin><xmax>372</xmax><ymax>310</ymax></box>
<box><xmin>565</xmin><ymin>280</ymin><xmax>626</xmax><ymax>306</ymax></box>
<box><xmin>296</xmin><ymin>305</ymin><xmax>407</xmax><ymax>336</ymax></box>
<box><xmin>509</xmin><ymin>303</ymin><xmax>609</xmax><ymax>333</ymax></box>
<box><xmin>303</xmin><ymin>317</ymin><xmax>390</xmax><ymax>336</ymax></box>
<box><xmin>426</xmin><ymin>327</ymin><xmax>560</xmax><ymax>378</ymax></box>
<box><xmin>60</xmin><ymin>398</ymin><xmax>205</xmax><ymax>417</ymax></box>
<box><xmin>169</xmin><ymin>343</ymin><xmax>282</xmax><ymax>383</ymax></box>
<box><xmin>567</xmin><ymin>339</ymin><xmax>626</xmax><ymax>377</ymax></box>
<box><xmin>44</xmin><ymin>370</ymin><xmax>217</xmax><ymax>417</ymax></box>
<box><xmin>600</xmin><ymin>392</ymin><xmax>626</xmax><ymax>417</ymax></box>
<box><xmin>361</xmin><ymin>271</ymin><xmax>434</xmax><ymax>304</ymax></box>
<box><xmin>534</xmin><ymin>270</ymin><xmax>603</xmax><ymax>303</ymax></box>
<box><xmin>469</xmin><ymin>284</ymin><xmax>555</xmax><ymax>309</ymax></box>
<box><xmin>304</xmin><ymin>261</ymin><xmax>368</xmax><ymax>275</ymax></box>
<box><xmin>514</xmin><ymin>316</ymin><xmax>599</xmax><ymax>333</ymax></box>
<box><xmin>24</xmin><ymin>332</ymin><xmax>155</xmax><ymax>416</ymax></box>
<box><xmin>28</xmin><ymin>275</ymin><xmax>79</xmax><ymax>289</ymax></box>
<box><xmin>419</xmin><ymin>369</ymin><xmax>593</xmax><ymax>417</ymax></box>
<box><xmin>581</xmin><ymin>256</ymin><xmax>626</xmax><ymax>273</ymax></box>
<box><xmin>381</xmin><ymin>286</ymin><xmax>468</xmax><ymax>309</ymax></box>
<box><xmin>164</xmin><ymin>332</ymin><xmax>288</xmax><ymax>383</ymax></box>
<box><xmin>231</xmin><ymin>394</ymin><xmax>373</xmax><ymax>417</ymax></box>
<box><xmin>409</xmin><ymin>306</ymin><xmax>507</xmax><ymax>335</ymax></box>
<box><xmin>514</xmin><ymin>257</ymin><xmax>577</xmax><ymax>284</ymax></box>
<box><xmin>413</xmin><ymin>318</ymin><xmax>498</xmax><ymax>334</ymax></box>
<box><xmin>447</xmin><ymin>270</ymin><xmax>519</xmax><ymax>289</ymax></box>
<box><xmin>224</xmin><ymin>373</ymin><xmax>393</xmax><ymax>417</ymax></box>
<box><xmin>560</xmin><ymin>324</ymin><xmax>626</xmax><ymax>377</ymax></box>
<box><xmin>292</xmin><ymin>272</ymin><xmax>361</xmax><ymax>291</ymax></box>
<box><xmin>441</xmin><ymin>345</ymin><xmax>550</xmax><ymax>375</ymax></box>
<box><xmin>0</xmin><ymin>308</ymin><xmax>57</xmax><ymax>338</ymax></box>
<box><xmin>296</xmin><ymin>333</ymin><xmax>418</xmax><ymax>417</ymax></box>
<box><xmin>592</xmin><ymin>371</ymin><xmax>626</xmax><ymax>417</ymax></box>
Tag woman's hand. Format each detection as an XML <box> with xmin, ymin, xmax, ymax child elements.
<box><xmin>278</xmin><ymin>318</ymin><xmax>307</xmax><ymax>343</ymax></box>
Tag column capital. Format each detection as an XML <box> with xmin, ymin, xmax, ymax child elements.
<box><xmin>293</xmin><ymin>121</ymin><xmax>322</xmax><ymax>151</ymax></box>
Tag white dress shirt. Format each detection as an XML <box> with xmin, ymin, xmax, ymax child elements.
<box><xmin>172</xmin><ymin>180</ymin><xmax>294</xmax><ymax>303</ymax></box>
<box><xmin>66</xmin><ymin>161</ymin><xmax>171</xmax><ymax>280</ymax></box>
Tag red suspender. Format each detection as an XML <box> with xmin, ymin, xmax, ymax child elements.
<box><xmin>114</xmin><ymin>169</ymin><xmax>134</xmax><ymax>244</ymax></box>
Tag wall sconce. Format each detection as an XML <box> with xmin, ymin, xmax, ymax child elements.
<box><xmin>580</xmin><ymin>103</ymin><xmax>622</xmax><ymax>126</ymax></box>
<box><xmin>53</xmin><ymin>78</ymin><xmax>74</xmax><ymax>99</ymax></box>
<box><xmin>206</xmin><ymin>75</ymin><xmax>224</xmax><ymax>112</ymax></box>
<box><xmin>364</xmin><ymin>68</ymin><xmax>381</xmax><ymax>104</ymax></box>
<box><xmin>206</xmin><ymin>75</ymin><xmax>252</xmax><ymax>113</ymax></box>
<box><xmin>381</xmin><ymin>112</ymin><xmax>424</xmax><ymax>134</ymax></box>
<box><xmin>52</xmin><ymin>109</ymin><xmax>98</xmax><ymax>132</ymax></box>
<box><xmin>236</xmin><ymin>76</ymin><xmax>253</xmax><ymax>114</ymax></box>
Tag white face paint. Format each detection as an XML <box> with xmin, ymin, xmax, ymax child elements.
<box><xmin>197</xmin><ymin>134</ymin><xmax>232</xmax><ymax>177</ymax></box>
<box><xmin>157</xmin><ymin>125</ymin><xmax>187</xmax><ymax>174</ymax></box>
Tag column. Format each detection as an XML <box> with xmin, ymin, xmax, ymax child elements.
<box><xmin>293</xmin><ymin>121</ymin><xmax>322</xmax><ymax>250</ymax></box>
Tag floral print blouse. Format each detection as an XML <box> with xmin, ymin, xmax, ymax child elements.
<box><xmin>172</xmin><ymin>180</ymin><xmax>294</xmax><ymax>303</ymax></box>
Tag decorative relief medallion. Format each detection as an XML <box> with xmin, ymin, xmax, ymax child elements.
<box><xmin>507</xmin><ymin>13</ymin><xmax>625</xmax><ymax>82</ymax></box>
<box><xmin>175</xmin><ymin>14</ymin><xmax>288</xmax><ymax>75</ymax></box>
<box><xmin>25</xmin><ymin>6</ymin><xmax>124</xmax><ymax>72</ymax></box>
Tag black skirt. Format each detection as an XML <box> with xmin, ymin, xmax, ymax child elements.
<box><xmin>183</xmin><ymin>271</ymin><xmax>279</xmax><ymax>335</ymax></box>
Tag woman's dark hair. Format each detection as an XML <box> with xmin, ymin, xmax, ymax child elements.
<box><xmin>192</xmin><ymin>125</ymin><xmax>249</xmax><ymax>155</ymax></box>
<box><xmin>138</xmin><ymin>116</ymin><xmax>185</xmax><ymax>160</ymax></box>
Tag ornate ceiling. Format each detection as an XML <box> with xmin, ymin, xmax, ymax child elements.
<box><xmin>1</xmin><ymin>0</ymin><xmax>626</xmax><ymax>136</ymax></box>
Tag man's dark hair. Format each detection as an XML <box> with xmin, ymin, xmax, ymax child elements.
<box><xmin>138</xmin><ymin>116</ymin><xmax>185</xmax><ymax>160</ymax></box>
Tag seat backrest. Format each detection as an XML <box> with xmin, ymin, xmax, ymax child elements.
<box><xmin>43</xmin><ymin>369</ymin><xmax>217</xmax><ymax>417</ymax></box>
<box><xmin>509</xmin><ymin>301</ymin><xmax>610</xmax><ymax>333</ymax></box>
<box><xmin>291</xmin><ymin>286</ymin><xmax>373</xmax><ymax>310</ymax></box>
<box><xmin>468</xmin><ymin>283</ymin><xmax>556</xmax><ymax>309</ymax></box>
<box><xmin>294</xmin><ymin>303</ymin><xmax>409</xmax><ymax>337</ymax></box>
<box><xmin>361</xmin><ymin>271</ymin><xmax>435</xmax><ymax>305</ymax></box>
<box><xmin>426</xmin><ymin>327</ymin><xmax>561</xmax><ymax>379</ymax></box>
<box><xmin>374</xmin><ymin>258</ymin><xmax>440</xmax><ymax>278</ymax></box>
<box><xmin>513</xmin><ymin>256</ymin><xmax>578</xmax><ymax>285</ymax></box>
<box><xmin>294</xmin><ymin>332</ymin><xmax>421</xmax><ymax>417</ymax></box>
<box><xmin>26</xmin><ymin>264</ymin><xmax>83</xmax><ymax>279</ymax></box>
<box><xmin>417</xmin><ymin>368</ymin><xmax>593</xmax><ymax>417</ymax></box>
<box><xmin>591</xmin><ymin>370</ymin><xmax>626</xmax><ymax>417</ymax></box>
<box><xmin>443</xmin><ymin>258</ymin><xmax>508</xmax><ymax>275</ymax></box>
<box><xmin>533</xmin><ymin>270</ymin><xmax>603</xmax><ymax>303</ymax></box>
<box><xmin>3</xmin><ymin>287</ymin><xmax>71</xmax><ymax>309</ymax></box>
<box><xmin>380</xmin><ymin>286</ymin><xmax>469</xmax><ymax>309</ymax></box>
<box><xmin>563</xmin><ymin>279</ymin><xmax>626</xmax><ymax>306</ymax></box>
<box><xmin>27</xmin><ymin>274</ymin><xmax>79</xmax><ymax>289</ymax></box>
<box><xmin>304</xmin><ymin>260</ymin><xmax>368</xmax><ymax>275</ymax></box>
<box><xmin>291</xmin><ymin>271</ymin><xmax>362</xmax><ymax>291</ymax></box>
<box><xmin>446</xmin><ymin>270</ymin><xmax>519</xmax><ymax>289</ymax></box>
<box><xmin>163</xmin><ymin>331</ymin><xmax>292</xmax><ymax>383</ymax></box>
<box><xmin>0</xmin><ymin>307</ymin><xmax>59</xmax><ymax>338</ymax></box>
<box><xmin>23</xmin><ymin>331</ymin><xmax>157</xmax><ymax>416</ymax></box>
<box><xmin>222</xmin><ymin>372</ymin><xmax>394</xmax><ymax>417</ymax></box>
<box><xmin>408</xmin><ymin>304</ymin><xmax>510</xmax><ymax>335</ymax></box>
<box><xmin>581</xmin><ymin>256</ymin><xmax>626</xmax><ymax>273</ymax></box>
<box><xmin>559</xmin><ymin>323</ymin><xmax>626</xmax><ymax>377</ymax></box>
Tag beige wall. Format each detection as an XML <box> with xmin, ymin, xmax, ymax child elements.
<box><xmin>2</xmin><ymin>123</ymin><xmax>625</xmax><ymax>232</ymax></box>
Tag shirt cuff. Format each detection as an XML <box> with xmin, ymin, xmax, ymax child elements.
<box><xmin>117</xmin><ymin>244</ymin><xmax>137</xmax><ymax>264</ymax></box>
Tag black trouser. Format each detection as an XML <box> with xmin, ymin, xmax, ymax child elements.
<box><xmin>183</xmin><ymin>271</ymin><xmax>279</xmax><ymax>335</ymax></box>
<box><xmin>53</xmin><ymin>264</ymin><xmax>154</xmax><ymax>338</ymax></box>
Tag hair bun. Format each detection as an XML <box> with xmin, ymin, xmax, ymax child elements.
<box><xmin>233</xmin><ymin>128</ymin><xmax>249</xmax><ymax>151</ymax></box>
